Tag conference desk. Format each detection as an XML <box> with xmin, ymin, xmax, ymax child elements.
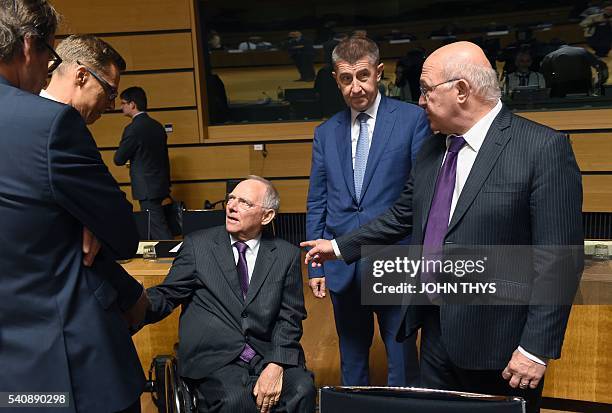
<box><xmin>124</xmin><ymin>258</ymin><xmax>612</xmax><ymax>405</ymax></box>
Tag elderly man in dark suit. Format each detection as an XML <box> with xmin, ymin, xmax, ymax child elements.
<box><xmin>302</xmin><ymin>41</ymin><xmax>583</xmax><ymax>413</ymax></box>
<box><xmin>114</xmin><ymin>86</ymin><xmax>172</xmax><ymax>240</ymax></box>
<box><xmin>146</xmin><ymin>176</ymin><xmax>315</xmax><ymax>413</ymax></box>
<box><xmin>0</xmin><ymin>1</ymin><xmax>144</xmax><ymax>412</ymax></box>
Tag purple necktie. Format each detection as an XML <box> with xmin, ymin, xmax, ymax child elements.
<box><xmin>234</xmin><ymin>241</ymin><xmax>256</xmax><ymax>363</ymax></box>
<box><xmin>422</xmin><ymin>136</ymin><xmax>466</xmax><ymax>300</ymax></box>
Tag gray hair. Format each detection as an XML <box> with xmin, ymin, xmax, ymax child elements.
<box><xmin>245</xmin><ymin>175</ymin><xmax>280</xmax><ymax>213</ymax></box>
<box><xmin>56</xmin><ymin>34</ymin><xmax>126</xmax><ymax>76</ymax></box>
<box><xmin>441</xmin><ymin>61</ymin><xmax>501</xmax><ymax>105</ymax></box>
<box><xmin>331</xmin><ymin>36</ymin><xmax>379</xmax><ymax>68</ymax></box>
<box><xmin>0</xmin><ymin>0</ymin><xmax>60</xmax><ymax>62</ymax></box>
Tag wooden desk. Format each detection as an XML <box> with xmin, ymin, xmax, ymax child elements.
<box><xmin>123</xmin><ymin>258</ymin><xmax>612</xmax><ymax>403</ymax></box>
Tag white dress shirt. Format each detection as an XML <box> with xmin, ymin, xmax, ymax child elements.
<box><xmin>40</xmin><ymin>89</ymin><xmax>58</xmax><ymax>102</ymax></box>
<box><xmin>230</xmin><ymin>234</ymin><xmax>261</xmax><ymax>283</ymax></box>
<box><xmin>349</xmin><ymin>92</ymin><xmax>381</xmax><ymax>168</ymax></box>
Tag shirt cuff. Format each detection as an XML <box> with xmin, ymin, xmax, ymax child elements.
<box><xmin>518</xmin><ymin>346</ymin><xmax>548</xmax><ymax>366</ymax></box>
<box><xmin>331</xmin><ymin>239</ymin><xmax>343</xmax><ymax>260</ymax></box>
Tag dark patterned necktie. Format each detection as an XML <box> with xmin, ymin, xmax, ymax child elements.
<box><xmin>234</xmin><ymin>240</ymin><xmax>256</xmax><ymax>363</ymax></box>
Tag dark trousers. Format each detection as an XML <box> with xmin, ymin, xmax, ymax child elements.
<box><xmin>330</xmin><ymin>275</ymin><xmax>420</xmax><ymax>386</ymax></box>
<box><xmin>291</xmin><ymin>53</ymin><xmax>315</xmax><ymax>81</ymax></box>
<box><xmin>139</xmin><ymin>197</ymin><xmax>173</xmax><ymax>240</ymax></box>
<box><xmin>420</xmin><ymin>306</ymin><xmax>544</xmax><ymax>413</ymax></box>
<box><xmin>194</xmin><ymin>357</ymin><xmax>315</xmax><ymax>413</ymax></box>
<box><xmin>115</xmin><ymin>398</ymin><xmax>141</xmax><ymax>413</ymax></box>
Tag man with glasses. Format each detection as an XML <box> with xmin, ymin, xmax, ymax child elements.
<box><xmin>0</xmin><ymin>3</ymin><xmax>144</xmax><ymax>412</ymax></box>
<box><xmin>145</xmin><ymin>176</ymin><xmax>316</xmax><ymax>413</ymax></box>
<box><xmin>303</xmin><ymin>41</ymin><xmax>583</xmax><ymax>413</ymax></box>
<box><xmin>114</xmin><ymin>86</ymin><xmax>172</xmax><ymax>240</ymax></box>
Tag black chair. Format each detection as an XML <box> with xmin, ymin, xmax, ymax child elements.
<box><xmin>319</xmin><ymin>386</ymin><xmax>526</xmax><ymax>413</ymax></box>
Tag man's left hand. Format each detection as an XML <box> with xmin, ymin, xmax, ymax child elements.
<box><xmin>82</xmin><ymin>227</ymin><xmax>101</xmax><ymax>266</ymax></box>
<box><xmin>501</xmin><ymin>350</ymin><xmax>546</xmax><ymax>390</ymax></box>
<box><xmin>253</xmin><ymin>362</ymin><xmax>283</xmax><ymax>413</ymax></box>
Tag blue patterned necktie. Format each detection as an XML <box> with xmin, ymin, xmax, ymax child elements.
<box><xmin>354</xmin><ymin>112</ymin><xmax>370</xmax><ymax>202</ymax></box>
<box><xmin>234</xmin><ymin>241</ymin><xmax>256</xmax><ymax>363</ymax></box>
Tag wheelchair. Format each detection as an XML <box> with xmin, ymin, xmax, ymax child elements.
<box><xmin>146</xmin><ymin>354</ymin><xmax>198</xmax><ymax>413</ymax></box>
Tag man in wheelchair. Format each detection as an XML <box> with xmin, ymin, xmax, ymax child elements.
<box><xmin>144</xmin><ymin>176</ymin><xmax>315</xmax><ymax>413</ymax></box>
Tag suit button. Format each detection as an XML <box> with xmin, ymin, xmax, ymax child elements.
<box><xmin>241</xmin><ymin>311</ymin><xmax>248</xmax><ymax>318</ymax></box>
<box><xmin>358</xmin><ymin>207</ymin><xmax>363</xmax><ymax>212</ymax></box>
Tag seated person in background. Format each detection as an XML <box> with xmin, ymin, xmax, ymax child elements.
<box><xmin>42</xmin><ymin>34</ymin><xmax>149</xmax><ymax>329</ymax></box>
<box><xmin>238</xmin><ymin>36</ymin><xmax>273</xmax><ymax>51</ymax></box>
<box><xmin>541</xmin><ymin>44</ymin><xmax>608</xmax><ymax>97</ymax></box>
<box><xmin>387</xmin><ymin>59</ymin><xmax>413</xmax><ymax>101</ymax></box>
<box><xmin>208</xmin><ymin>30</ymin><xmax>225</xmax><ymax>51</ymax></box>
<box><xmin>504</xmin><ymin>50</ymin><xmax>546</xmax><ymax>94</ymax></box>
<box><xmin>580</xmin><ymin>5</ymin><xmax>612</xmax><ymax>57</ymax></box>
<box><xmin>145</xmin><ymin>176</ymin><xmax>315</xmax><ymax>413</ymax></box>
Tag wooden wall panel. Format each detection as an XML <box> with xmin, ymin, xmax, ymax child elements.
<box><xmin>271</xmin><ymin>179</ymin><xmax>309</xmax><ymax>213</ymax></box>
<box><xmin>208</xmin><ymin>121</ymin><xmax>319</xmax><ymax>141</ymax></box>
<box><xmin>517</xmin><ymin>109</ymin><xmax>612</xmax><ymax>131</ymax></box>
<box><xmin>169</xmin><ymin>182</ymin><xmax>227</xmax><ymax>211</ymax></box>
<box><xmin>117</xmin><ymin>72</ymin><xmax>196</xmax><ymax>109</ymax></box>
<box><xmin>583</xmin><ymin>175</ymin><xmax>612</xmax><ymax>212</ymax></box>
<box><xmin>100</xmin><ymin>151</ymin><xmax>130</xmax><ymax>183</ymax></box>
<box><xmin>569</xmin><ymin>133</ymin><xmax>612</xmax><ymax>172</ymax></box>
<box><xmin>169</xmin><ymin>146</ymin><xmax>250</xmax><ymax>181</ymax></box>
<box><xmin>54</xmin><ymin>0</ymin><xmax>191</xmax><ymax>35</ymax></box>
<box><xmin>250</xmin><ymin>143</ymin><xmax>312</xmax><ymax>178</ymax></box>
<box><xmin>91</xmin><ymin>110</ymin><xmax>200</xmax><ymax>148</ymax></box>
<box><xmin>101</xmin><ymin>33</ymin><xmax>194</xmax><ymax>72</ymax></box>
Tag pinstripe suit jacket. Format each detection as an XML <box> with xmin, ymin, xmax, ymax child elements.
<box><xmin>336</xmin><ymin>106</ymin><xmax>584</xmax><ymax>370</ymax></box>
<box><xmin>146</xmin><ymin>226</ymin><xmax>307</xmax><ymax>379</ymax></box>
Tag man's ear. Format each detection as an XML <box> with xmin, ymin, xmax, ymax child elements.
<box><xmin>261</xmin><ymin>209</ymin><xmax>276</xmax><ymax>226</ymax></box>
<box><xmin>376</xmin><ymin>62</ymin><xmax>384</xmax><ymax>82</ymax></box>
<box><xmin>20</xmin><ymin>35</ymin><xmax>37</xmax><ymax>66</ymax></box>
<box><xmin>75</xmin><ymin>66</ymin><xmax>88</xmax><ymax>87</ymax></box>
<box><xmin>456</xmin><ymin>79</ymin><xmax>470</xmax><ymax>103</ymax></box>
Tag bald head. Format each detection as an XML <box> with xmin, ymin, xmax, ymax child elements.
<box><xmin>428</xmin><ymin>41</ymin><xmax>492</xmax><ymax>70</ymax></box>
<box><xmin>419</xmin><ymin>41</ymin><xmax>501</xmax><ymax>134</ymax></box>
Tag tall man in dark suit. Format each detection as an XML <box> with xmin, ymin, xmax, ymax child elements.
<box><xmin>307</xmin><ymin>37</ymin><xmax>429</xmax><ymax>386</ymax></box>
<box><xmin>0</xmin><ymin>2</ymin><xmax>145</xmax><ymax>412</ymax></box>
<box><xmin>146</xmin><ymin>176</ymin><xmax>315</xmax><ymax>413</ymax></box>
<box><xmin>303</xmin><ymin>41</ymin><xmax>583</xmax><ymax>413</ymax></box>
<box><xmin>42</xmin><ymin>34</ymin><xmax>150</xmax><ymax>330</ymax></box>
<box><xmin>115</xmin><ymin>86</ymin><xmax>172</xmax><ymax>239</ymax></box>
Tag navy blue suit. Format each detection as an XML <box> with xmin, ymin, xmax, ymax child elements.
<box><xmin>306</xmin><ymin>95</ymin><xmax>430</xmax><ymax>385</ymax></box>
<box><xmin>0</xmin><ymin>76</ymin><xmax>145</xmax><ymax>412</ymax></box>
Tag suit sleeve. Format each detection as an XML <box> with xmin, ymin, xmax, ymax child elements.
<box><xmin>520</xmin><ymin>132</ymin><xmax>584</xmax><ymax>359</ymax></box>
<box><xmin>264</xmin><ymin>248</ymin><xmax>307</xmax><ymax>367</ymax></box>
<box><xmin>145</xmin><ymin>236</ymin><xmax>200</xmax><ymax>323</ymax></box>
<box><xmin>411</xmin><ymin>109</ymin><xmax>431</xmax><ymax>163</ymax></box>
<box><xmin>336</xmin><ymin>171</ymin><xmax>415</xmax><ymax>264</ymax></box>
<box><xmin>305</xmin><ymin>127</ymin><xmax>327</xmax><ymax>277</ymax></box>
<box><xmin>93</xmin><ymin>256</ymin><xmax>144</xmax><ymax>311</ymax></box>
<box><xmin>48</xmin><ymin>106</ymin><xmax>138</xmax><ymax>260</ymax></box>
<box><xmin>113</xmin><ymin>125</ymin><xmax>138</xmax><ymax>166</ymax></box>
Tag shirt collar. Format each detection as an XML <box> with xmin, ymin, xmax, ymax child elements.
<box><xmin>229</xmin><ymin>233</ymin><xmax>261</xmax><ymax>251</ymax></box>
<box><xmin>40</xmin><ymin>88</ymin><xmax>59</xmax><ymax>102</ymax></box>
<box><xmin>351</xmin><ymin>91</ymin><xmax>381</xmax><ymax>125</ymax></box>
<box><xmin>133</xmin><ymin>111</ymin><xmax>146</xmax><ymax>118</ymax></box>
<box><xmin>450</xmin><ymin>99</ymin><xmax>502</xmax><ymax>153</ymax></box>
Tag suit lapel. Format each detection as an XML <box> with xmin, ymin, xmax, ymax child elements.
<box><xmin>447</xmin><ymin>107</ymin><xmax>513</xmax><ymax>234</ymax></box>
<box><xmin>420</xmin><ymin>134</ymin><xmax>447</xmax><ymax>232</ymax></box>
<box><xmin>335</xmin><ymin>110</ymin><xmax>357</xmax><ymax>202</ymax></box>
<box><xmin>358</xmin><ymin>97</ymin><xmax>396</xmax><ymax>203</ymax></box>
<box><xmin>211</xmin><ymin>229</ymin><xmax>244</xmax><ymax>304</ymax></box>
<box><xmin>245</xmin><ymin>236</ymin><xmax>276</xmax><ymax>306</ymax></box>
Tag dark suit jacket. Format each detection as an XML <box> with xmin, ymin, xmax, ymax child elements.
<box><xmin>0</xmin><ymin>76</ymin><xmax>144</xmax><ymax>412</ymax></box>
<box><xmin>306</xmin><ymin>96</ymin><xmax>430</xmax><ymax>293</ymax></box>
<box><xmin>336</xmin><ymin>106</ymin><xmax>584</xmax><ymax>369</ymax></box>
<box><xmin>146</xmin><ymin>226</ymin><xmax>307</xmax><ymax>379</ymax></box>
<box><xmin>114</xmin><ymin>113</ymin><xmax>171</xmax><ymax>200</ymax></box>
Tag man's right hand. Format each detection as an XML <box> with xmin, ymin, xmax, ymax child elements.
<box><xmin>309</xmin><ymin>277</ymin><xmax>326</xmax><ymax>298</ymax></box>
<box><xmin>300</xmin><ymin>239</ymin><xmax>336</xmax><ymax>267</ymax></box>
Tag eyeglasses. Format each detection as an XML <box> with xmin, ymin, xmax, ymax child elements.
<box><xmin>226</xmin><ymin>194</ymin><xmax>267</xmax><ymax>211</ymax></box>
<box><xmin>419</xmin><ymin>78</ymin><xmax>462</xmax><ymax>101</ymax></box>
<box><xmin>76</xmin><ymin>60</ymin><xmax>118</xmax><ymax>101</ymax></box>
<box><xmin>44</xmin><ymin>41</ymin><xmax>62</xmax><ymax>74</ymax></box>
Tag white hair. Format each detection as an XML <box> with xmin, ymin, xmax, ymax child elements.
<box><xmin>244</xmin><ymin>175</ymin><xmax>280</xmax><ymax>213</ymax></box>
<box><xmin>441</xmin><ymin>61</ymin><xmax>501</xmax><ymax>105</ymax></box>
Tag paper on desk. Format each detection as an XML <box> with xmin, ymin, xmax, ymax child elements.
<box><xmin>137</xmin><ymin>241</ymin><xmax>158</xmax><ymax>254</ymax></box>
<box><xmin>169</xmin><ymin>242</ymin><xmax>183</xmax><ymax>253</ymax></box>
